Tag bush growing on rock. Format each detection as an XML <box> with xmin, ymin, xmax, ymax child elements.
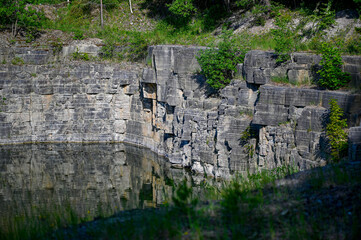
<box><xmin>196</xmin><ymin>31</ymin><xmax>243</xmax><ymax>90</ymax></box>
<box><xmin>326</xmin><ymin>99</ymin><xmax>348</xmax><ymax>162</ymax></box>
<box><xmin>317</xmin><ymin>42</ymin><xmax>350</xmax><ymax>90</ymax></box>
<box><xmin>271</xmin><ymin>11</ymin><xmax>295</xmax><ymax>63</ymax></box>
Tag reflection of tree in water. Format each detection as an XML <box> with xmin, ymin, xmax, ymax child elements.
<box><xmin>0</xmin><ymin>143</ymin><xmax>204</xmax><ymax>223</ymax></box>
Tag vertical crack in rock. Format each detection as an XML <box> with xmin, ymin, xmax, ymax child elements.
<box><xmin>0</xmin><ymin>47</ymin><xmax>360</xmax><ymax>177</ymax></box>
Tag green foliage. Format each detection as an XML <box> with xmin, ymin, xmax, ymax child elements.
<box><xmin>0</xmin><ymin>96</ymin><xmax>6</xmax><ymax>112</ymax></box>
<box><xmin>100</xmin><ymin>41</ymin><xmax>115</xmax><ymax>59</ymax></box>
<box><xmin>303</xmin><ymin>1</ymin><xmax>336</xmax><ymax>38</ymax></box>
<box><xmin>0</xmin><ymin>0</ymin><xmax>45</xmax><ymax>37</ymax></box>
<box><xmin>114</xmin><ymin>32</ymin><xmax>149</xmax><ymax>62</ymax></box>
<box><xmin>197</xmin><ymin>31</ymin><xmax>244</xmax><ymax>90</ymax></box>
<box><xmin>221</xmin><ymin>165</ymin><xmax>298</xmax><ymax>219</ymax></box>
<box><xmin>167</xmin><ymin>0</ymin><xmax>196</xmax><ymax>19</ymax></box>
<box><xmin>271</xmin><ymin>75</ymin><xmax>289</xmax><ymax>84</ymax></box>
<box><xmin>172</xmin><ymin>179</ymin><xmax>198</xmax><ymax>216</ymax></box>
<box><xmin>72</xmin><ymin>48</ymin><xmax>90</xmax><ymax>61</ymax></box>
<box><xmin>317</xmin><ymin>42</ymin><xmax>350</xmax><ymax>90</ymax></box>
<box><xmin>50</xmin><ymin>39</ymin><xmax>63</xmax><ymax>55</ymax></box>
<box><xmin>245</xmin><ymin>144</ymin><xmax>254</xmax><ymax>158</ymax></box>
<box><xmin>240</xmin><ymin>126</ymin><xmax>255</xmax><ymax>143</ymax></box>
<box><xmin>236</xmin><ymin>0</ymin><xmax>255</xmax><ymax>10</ymax></box>
<box><xmin>11</xmin><ymin>57</ymin><xmax>24</xmax><ymax>65</ymax></box>
<box><xmin>271</xmin><ymin>11</ymin><xmax>295</xmax><ymax>63</ymax></box>
<box><xmin>127</xmin><ymin>33</ymin><xmax>149</xmax><ymax>62</ymax></box>
<box><xmin>315</xmin><ymin>1</ymin><xmax>336</xmax><ymax>32</ymax></box>
<box><xmin>326</xmin><ymin>99</ymin><xmax>348</xmax><ymax>162</ymax></box>
<box><xmin>31</xmin><ymin>0</ymin><xmax>63</xmax><ymax>4</ymax></box>
<box><xmin>355</xmin><ymin>27</ymin><xmax>361</xmax><ymax>34</ymax></box>
<box><xmin>344</xmin><ymin>34</ymin><xmax>361</xmax><ymax>54</ymax></box>
<box><xmin>254</xmin><ymin>15</ymin><xmax>266</xmax><ymax>26</ymax></box>
<box><xmin>73</xmin><ymin>30</ymin><xmax>85</xmax><ymax>40</ymax></box>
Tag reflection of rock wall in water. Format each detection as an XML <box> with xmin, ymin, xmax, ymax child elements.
<box><xmin>0</xmin><ymin>46</ymin><xmax>360</xmax><ymax>178</ymax></box>
<box><xmin>0</xmin><ymin>143</ymin><xmax>182</xmax><ymax>218</ymax></box>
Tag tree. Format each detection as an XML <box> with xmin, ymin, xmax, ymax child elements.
<box><xmin>271</xmin><ymin>10</ymin><xmax>295</xmax><ymax>63</ymax></box>
<box><xmin>326</xmin><ymin>99</ymin><xmax>348</xmax><ymax>162</ymax></box>
<box><xmin>129</xmin><ymin>0</ymin><xmax>133</xmax><ymax>13</ymax></box>
<box><xmin>100</xmin><ymin>0</ymin><xmax>104</xmax><ymax>28</ymax></box>
<box><xmin>0</xmin><ymin>0</ymin><xmax>45</xmax><ymax>37</ymax></box>
<box><xmin>317</xmin><ymin>42</ymin><xmax>350</xmax><ymax>90</ymax></box>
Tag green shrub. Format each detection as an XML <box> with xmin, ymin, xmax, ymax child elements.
<box><xmin>345</xmin><ymin>34</ymin><xmax>361</xmax><ymax>54</ymax></box>
<box><xmin>236</xmin><ymin>0</ymin><xmax>255</xmax><ymax>10</ymax></box>
<box><xmin>317</xmin><ymin>42</ymin><xmax>350</xmax><ymax>90</ymax></box>
<box><xmin>240</xmin><ymin>126</ymin><xmax>255</xmax><ymax>144</ymax></box>
<box><xmin>271</xmin><ymin>11</ymin><xmax>295</xmax><ymax>63</ymax></box>
<box><xmin>11</xmin><ymin>57</ymin><xmax>24</xmax><ymax>65</ymax></box>
<box><xmin>167</xmin><ymin>0</ymin><xmax>196</xmax><ymax>19</ymax></box>
<box><xmin>100</xmin><ymin>41</ymin><xmax>115</xmax><ymax>59</ymax></box>
<box><xmin>51</xmin><ymin>39</ymin><xmax>63</xmax><ymax>55</ymax></box>
<box><xmin>0</xmin><ymin>0</ymin><xmax>45</xmax><ymax>37</ymax></box>
<box><xmin>197</xmin><ymin>31</ymin><xmax>244</xmax><ymax>90</ymax></box>
<box><xmin>73</xmin><ymin>30</ymin><xmax>85</xmax><ymax>40</ymax></box>
<box><xmin>326</xmin><ymin>99</ymin><xmax>348</xmax><ymax>162</ymax></box>
<box><xmin>317</xmin><ymin>1</ymin><xmax>336</xmax><ymax>32</ymax></box>
<box><xmin>72</xmin><ymin>48</ymin><xmax>90</xmax><ymax>61</ymax></box>
<box><xmin>127</xmin><ymin>33</ymin><xmax>149</xmax><ymax>62</ymax></box>
<box><xmin>254</xmin><ymin>15</ymin><xmax>266</xmax><ymax>26</ymax></box>
<box><xmin>355</xmin><ymin>27</ymin><xmax>361</xmax><ymax>34</ymax></box>
<box><xmin>172</xmin><ymin>179</ymin><xmax>198</xmax><ymax>214</ymax></box>
<box><xmin>271</xmin><ymin>76</ymin><xmax>289</xmax><ymax>84</ymax></box>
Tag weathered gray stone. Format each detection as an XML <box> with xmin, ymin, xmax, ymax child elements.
<box><xmin>243</xmin><ymin>51</ymin><xmax>360</xmax><ymax>88</ymax></box>
<box><xmin>244</xmin><ymin>50</ymin><xmax>277</xmax><ymax>84</ymax></box>
<box><xmin>0</xmin><ymin>46</ymin><xmax>360</xmax><ymax>180</ymax></box>
<box><xmin>349</xmin><ymin>127</ymin><xmax>361</xmax><ymax>161</ymax></box>
<box><xmin>296</xmin><ymin>107</ymin><xmax>327</xmax><ymax>132</ymax></box>
<box><xmin>142</xmin><ymin>68</ymin><xmax>156</xmax><ymax>84</ymax></box>
<box><xmin>253</xmin><ymin>103</ymin><xmax>288</xmax><ymax>126</ymax></box>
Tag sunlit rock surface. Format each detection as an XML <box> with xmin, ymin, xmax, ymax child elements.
<box><xmin>0</xmin><ymin>45</ymin><xmax>360</xmax><ymax>179</ymax></box>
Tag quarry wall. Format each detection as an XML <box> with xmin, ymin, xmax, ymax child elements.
<box><xmin>0</xmin><ymin>44</ymin><xmax>360</xmax><ymax>178</ymax></box>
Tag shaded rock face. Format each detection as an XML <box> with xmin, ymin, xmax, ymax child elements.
<box><xmin>0</xmin><ymin>45</ymin><xmax>360</xmax><ymax>178</ymax></box>
<box><xmin>349</xmin><ymin>127</ymin><xmax>361</xmax><ymax>161</ymax></box>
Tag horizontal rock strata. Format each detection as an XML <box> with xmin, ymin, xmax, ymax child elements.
<box><xmin>0</xmin><ymin>45</ymin><xmax>360</xmax><ymax>178</ymax></box>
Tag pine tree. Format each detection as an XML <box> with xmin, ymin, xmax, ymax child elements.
<box><xmin>326</xmin><ymin>99</ymin><xmax>348</xmax><ymax>162</ymax></box>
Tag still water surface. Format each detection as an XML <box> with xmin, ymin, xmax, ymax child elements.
<box><xmin>0</xmin><ymin>143</ymin><xmax>210</xmax><ymax>225</ymax></box>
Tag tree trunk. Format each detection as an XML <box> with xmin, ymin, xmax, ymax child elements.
<box><xmin>100</xmin><ymin>0</ymin><xmax>104</xmax><ymax>28</ymax></box>
<box><xmin>224</xmin><ymin>0</ymin><xmax>230</xmax><ymax>11</ymax></box>
<box><xmin>129</xmin><ymin>0</ymin><xmax>133</xmax><ymax>14</ymax></box>
<box><xmin>13</xmin><ymin>0</ymin><xmax>19</xmax><ymax>37</ymax></box>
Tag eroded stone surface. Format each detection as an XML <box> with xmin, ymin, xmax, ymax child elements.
<box><xmin>0</xmin><ymin>46</ymin><xmax>360</xmax><ymax>178</ymax></box>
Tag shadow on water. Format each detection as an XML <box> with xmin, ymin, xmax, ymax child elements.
<box><xmin>0</xmin><ymin>143</ymin><xmax>215</xmax><ymax>239</ymax></box>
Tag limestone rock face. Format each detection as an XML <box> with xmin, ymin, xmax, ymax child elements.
<box><xmin>349</xmin><ymin>127</ymin><xmax>361</xmax><ymax>161</ymax></box>
<box><xmin>0</xmin><ymin>46</ymin><xmax>360</xmax><ymax>178</ymax></box>
<box><xmin>243</xmin><ymin>50</ymin><xmax>361</xmax><ymax>88</ymax></box>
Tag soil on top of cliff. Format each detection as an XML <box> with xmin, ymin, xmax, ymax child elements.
<box><xmin>2</xmin><ymin>0</ymin><xmax>361</xmax><ymax>56</ymax></box>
